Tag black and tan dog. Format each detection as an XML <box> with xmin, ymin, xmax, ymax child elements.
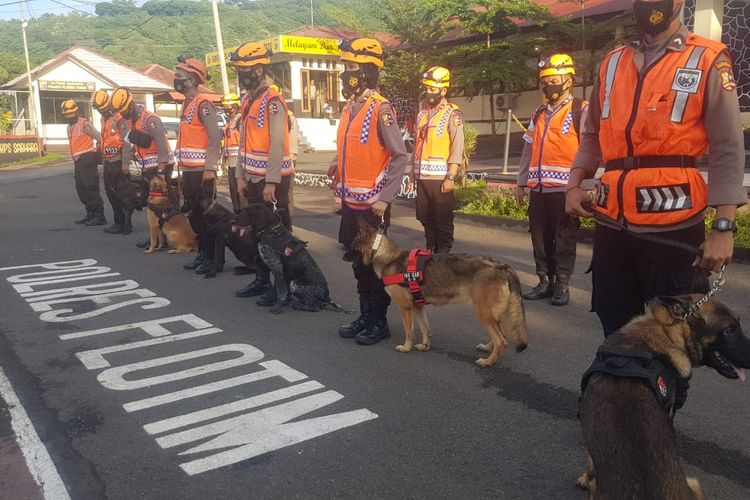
<box><xmin>236</xmin><ymin>203</ymin><xmax>341</xmax><ymax>314</ymax></box>
<box><xmin>145</xmin><ymin>176</ymin><xmax>196</xmax><ymax>254</ymax></box>
<box><xmin>354</xmin><ymin>221</ymin><xmax>528</xmax><ymax>367</ymax></box>
<box><xmin>578</xmin><ymin>295</ymin><xmax>750</xmax><ymax>500</ymax></box>
<box><xmin>196</xmin><ymin>195</ymin><xmax>258</xmax><ymax>279</ymax></box>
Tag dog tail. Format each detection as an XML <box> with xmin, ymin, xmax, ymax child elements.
<box><xmin>503</xmin><ymin>268</ymin><xmax>528</xmax><ymax>352</ymax></box>
<box><xmin>321</xmin><ymin>299</ymin><xmax>352</xmax><ymax>314</ymax></box>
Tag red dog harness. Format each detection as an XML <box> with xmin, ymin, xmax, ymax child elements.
<box><xmin>382</xmin><ymin>248</ymin><xmax>432</xmax><ymax>306</ymax></box>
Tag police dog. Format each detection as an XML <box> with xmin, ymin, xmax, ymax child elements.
<box><xmin>236</xmin><ymin>203</ymin><xmax>342</xmax><ymax>314</ymax></box>
<box><xmin>145</xmin><ymin>176</ymin><xmax>196</xmax><ymax>254</ymax></box>
<box><xmin>577</xmin><ymin>295</ymin><xmax>750</xmax><ymax>500</ymax></box>
<box><xmin>196</xmin><ymin>195</ymin><xmax>258</xmax><ymax>279</ymax></box>
<box><xmin>354</xmin><ymin>221</ymin><xmax>528</xmax><ymax>366</ymax></box>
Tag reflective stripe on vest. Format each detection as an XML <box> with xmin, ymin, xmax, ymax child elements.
<box><xmin>527</xmin><ymin>99</ymin><xmax>584</xmax><ymax>189</ymax></box>
<box><xmin>223</xmin><ymin>121</ymin><xmax>240</xmax><ymax>158</ymax></box>
<box><xmin>133</xmin><ymin>109</ymin><xmax>174</xmax><ymax>170</ymax></box>
<box><xmin>239</xmin><ymin>88</ymin><xmax>292</xmax><ymax>177</ymax></box>
<box><xmin>414</xmin><ymin>103</ymin><xmax>457</xmax><ymax>179</ymax></box>
<box><xmin>68</xmin><ymin>118</ymin><xmax>95</xmax><ymax>159</ymax></box>
<box><xmin>101</xmin><ymin>114</ymin><xmax>123</xmax><ymax>159</ymax></box>
<box><xmin>177</xmin><ymin>95</ymin><xmax>210</xmax><ymax>169</ymax></box>
<box><xmin>595</xmin><ymin>35</ymin><xmax>725</xmax><ymax>229</ymax></box>
<box><xmin>335</xmin><ymin>93</ymin><xmax>392</xmax><ymax>209</ymax></box>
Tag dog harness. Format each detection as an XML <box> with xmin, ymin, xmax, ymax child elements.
<box><xmin>147</xmin><ymin>204</ymin><xmax>182</xmax><ymax>229</ymax></box>
<box><xmin>382</xmin><ymin>249</ymin><xmax>433</xmax><ymax>306</ymax></box>
<box><xmin>580</xmin><ymin>345</ymin><xmax>690</xmax><ymax>417</ymax></box>
<box><xmin>259</xmin><ymin>223</ymin><xmax>307</xmax><ymax>260</ymax></box>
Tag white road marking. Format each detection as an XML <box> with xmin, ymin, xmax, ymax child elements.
<box><xmin>0</xmin><ymin>367</ymin><xmax>71</xmax><ymax>500</ymax></box>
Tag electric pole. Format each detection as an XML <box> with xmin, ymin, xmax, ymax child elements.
<box><xmin>20</xmin><ymin>2</ymin><xmax>37</xmax><ymax>135</ymax></box>
<box><xmin>310</xmin><ymin>0</ymin><xmax>314</xmax><ymax>27</ymax></box>
<box><xmin>211</xmin><ymin>0</ymin><xmax>230</xmax><ymax>95</ymax></box>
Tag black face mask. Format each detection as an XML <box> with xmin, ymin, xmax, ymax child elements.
<box><xmin>633</xmin><ymin>0</ymin><xmax>676</xmax><ymax>36</ymax></box>
<box><xmin>65</xmin><ymin>116</ymin><xmax>77</xmax><ymax>125</ymax></box>
<box><xmin>173</xmin><ymin>78</ymin><xmax>188</xmax><ymax>94</ymax></box>
<box><xmin>340</xmin><ymin>70</ymin><xmax>364</xmax><ymax>99</ymax></box>
<box><xmin>542</xmin><ymin>83</ymin><xmax>566</xmax><ymax>102</ymax></box>
<box><xmin>422</xmin><ymin>92</ymin><xmax>440</xmax><ymax>106</ymax></box>
<box><xmin>238</xmin><ymin>70</ymin><xmax>262</xmax><ymax>91</ymax></box>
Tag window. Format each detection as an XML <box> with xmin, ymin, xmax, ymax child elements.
<box><xmin>39</xmin><ymin>91</ymin><xmax>92</xmax><ymax>124</ymax></box>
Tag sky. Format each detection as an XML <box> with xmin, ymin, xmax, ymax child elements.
<box><xmin>0</xmin><ymin>0</ymin><xmax>100</xmax><ymax>21</ymax></box>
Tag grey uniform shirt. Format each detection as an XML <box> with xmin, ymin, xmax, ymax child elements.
<box><xmin>235</xmin><ymin>88</ymin><xmax>287</xmax><ymax>184</ymax></box>
<box><xmin>183</xmin><ymin>94</ymin><xmax>221</xmax><ymax>171</ymax></box>
<box><xmin>517</xmin><ymin>97</ymin><xmax>590</xmax><ymax>193</ymax></box>
<box><xmin>411</xmin><ymin>99</ymin><xmax>465</xmax><ymax>176</ymax></box>
<box><xmin>572</xmin><ymin>25</ymin><xmax>746</xmax><ymax>211</ymax></box>
<box><xmin>115</xmin><ymin>116</ymin><xmax>131</xmax><ymax>165</ymax></box>
<box><xmin>329</xmin><ymin>89</ymin><xmax>408</xmax><ymax>204</ymax></box>
<box><xmin>128</xmin><ymin>105</ymin><xmax>172</xmax><ymax>166</ymax></box>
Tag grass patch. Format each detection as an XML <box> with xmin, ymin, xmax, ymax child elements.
<box><xmin>455</xmin><ymin>183</ymin><xmax>750</xmax><ymax>248</ymax></box>
<box><xmin>0</xmin><ymin>152</ymin><xmax>65</xmax><ymax>169</ymax></box>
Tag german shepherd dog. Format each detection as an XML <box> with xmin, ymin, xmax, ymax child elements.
<box><xmin>354</xmin><ymin>221</ymin><xmax>528</xmax><ymax>367</ymax></box>
<box><xmin>236</xmin><ymin>203</ymin><xmax>342</xmax><ymax>314</ymax></box>
<box><xmin>196</xmin><ymin>195</ymin><xmax>258</xmax><ymax>279</ymax></box>
<box><xmin>145</xmin><ymin>176</ymin><xmax>197</xmax><ymax>254</ymax></box>
<box><xmin>578</xmin><ymin>295</ymin><xmax>750</xmax><ymax>500</ymax></box>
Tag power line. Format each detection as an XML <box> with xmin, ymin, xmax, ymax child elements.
<box><xmin>118</xmin><ymin>0</ymin><xmax>177</xmax><ymax>39</ymax></box>
<box><xmin>0</xmin><ymin>0</ymin><xmax>35</xmax><ymax>6</ymax></box>
<box><xmin>47</xmin><ymin>0</ymin><xmax>93</xmax><ymax>16</ymax></box>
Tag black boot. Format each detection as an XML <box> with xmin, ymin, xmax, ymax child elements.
<box><xmin>236</xmin><ymin>269</ymin><xmax>272</xmax><ymax>298</ymax></box>
<box><xmin>339</xmin><ymin>297</ymin><xmax>370</xmax><ymax>338</ymax></box>
<box><xmin>84</xmin><ymin>210</ymin><xmax>107</xmax><ymax>226</ymax></box>
<box><xmin>184</xmin><ymin>246</ymin><xmax>206</xmax><ymax>270</ymax></box>
<box><xmin>523</xmin><ymin>273</ymin><xmax>553</xmax><ymax>300</ymax></box>
<box><xmin>355</xmin><ymin>318</ymin><xmax>391</xmax><ymax>345</ymax></box>
<box><xmin>75</xmin><ymin>210</ymin><xmax>92</xmax><ymax>224</ymax></box>
<box><xmin>104</xmin><ymin>224</ymin><xmax>124</xmax><ymax>234</ymax></box>
<box><xmin>550</xmin><ymin>274</ymin><xmax>570</xmax><ymax>306</ymax></box>
<box><xmin>194</xmin><ymin>245</ymin><xmax>216</xmax><ymax>275</ymax></box>
<box><xmin>136</xmin><ymin>238</ymin><xmax>150</xmax><ymax>249</ymax></box>
<box><xmin>121</xmin><ymin>223</ymin><xmax>132</xmax><ymax>235</ymax></box>
<box><xmin>433</xmin><ymin>246</ymin><xmax>450</xmax><ymax>254</ymax></box>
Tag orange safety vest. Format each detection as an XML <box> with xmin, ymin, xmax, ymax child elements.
<box><xmin>595</xmin><ymin>34</ymin><xmax>726</xmax><ymax>229</ymax></box>
<box><xmin>100</xmin><ymin>114</ymin><xmax>124</xmax><ymax>159</ymax></box>
<box><xmin>414</xmin><ymin>102</ymin><xmax>458</xmax><ymax>179</ymax></box>
<box><xmin>67</xmin><ymin>117</ymin><xmax>95</xmax><ymax>159</ymax></box>
<box><xmin>177</xmin><ymin>94</ymin><xmax>211</xmax><ymax>170</ymax></box>
<box><xmin>223</xmin><ymin>120</ymin><xmax>240</xmax><ymax>159</ymax></box>
<box><xmin>239</xmin><ymin>88</ymin><xmax>292</xmax><ymax>177</ymax></box>
<box><xmin>335</xmin><ymin>92</ymin><xmax>392</xmax><ymax>209</ymax></box>
<box><xmin>527</xmin><ymin>99</ymin><xmax>586</xmax><ymax>189</ymax></box>
<box><xmin>132</xmin><ymin>109</ymin><xmax>174</xmax><ymax>170</ymax></box>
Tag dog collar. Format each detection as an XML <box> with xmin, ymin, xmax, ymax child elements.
<box><xmin>202</xmin><ymin>200</ymin><xmax>218</xmax><ymax>216</ymax></box>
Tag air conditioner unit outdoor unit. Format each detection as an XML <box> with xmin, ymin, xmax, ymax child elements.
<box><xmin>495</xmin><ymin>94</ymin><xmax>518</xmax><ymax>110</ymax></box>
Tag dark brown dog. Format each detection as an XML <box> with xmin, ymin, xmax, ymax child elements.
<box><xmin>578</xmin><ymin>295</ymin><xmax>750</xmax><ymax>499</ymax></box>
<box><xmin>354</xmin><ymin>220</ymin><xmax>527</xmax><ymax>366</ymax></box>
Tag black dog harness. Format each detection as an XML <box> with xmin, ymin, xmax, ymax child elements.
<box><xmin>259</xmin><ymin>223</ymin><xmax>307</xmax><ymax>260</ymax></box>
<box><xmin>382</xmin><ymin>249</ymin><xmax>433</xmax><ymax>306</ymax></box>
<box><xmin>147</xmin><ymin>203</ymin><xmax>182</xmax><ymax>229</ymax></box>
<box><xmin>580</xmin><ymin>345</ymin><xmax>690</xmax><ymax>417</ymax></box>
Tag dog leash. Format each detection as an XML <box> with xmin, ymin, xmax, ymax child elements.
<box><xmin>676</xmin><ymin>264</ymin><xmax>726</xmax><ymax>323</ymax></box>
<box><xmin>371</xmin><ymin>215</ymin><xmax>386</xmax><ymax>254</ymax></box>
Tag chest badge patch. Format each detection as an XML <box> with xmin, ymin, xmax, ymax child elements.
<box><xmin>657</xmin><ymin>376</ymin><xmax>668</xmax><ymax>398</ymax></box>
<box><xmin>671</xmin><ymin>68</ymin><xmax>702</xmax><ymax>94</ymax></box>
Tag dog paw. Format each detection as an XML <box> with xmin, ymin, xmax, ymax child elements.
<box><xmin>475</xmin><ymin>343</ymin><xmax>492</xmax><ymax>353</ymax></box>
<box><xmin>270</xmin><ymin>305</ymin><xmax>283</xmax><ymax>315</ymax></box>
<box><xmin>143</xmin><ymin>249</ymin><xmax>154</xmax><ymax>254</ymax></box>
<box><xmin>395</xmin><ymin>344</ymin><xmax>413</xmax><ymax>353</ymax></box>
<box><xmin>167</xmin><ymin>249</ymin><xmax>177</xmax><ymax>254</ymax></box>
<box><xmin>415</xmin><ymin>343</ymin><xmax>430</xmax><ymax>351</ymax></box>
<box><xmin>575</xmin><ymin>473</ymin><xmax>590</xmax><ymax>491</ymax></box>
<box><xmin>205</xmin><ymin>273</ymin><xmax>216</xmax><ymax>279</ymax></box>
<box><xmin>475</xmin><ymin>357</ymin><xmax>494</xmax><ymax>367</ymax></box>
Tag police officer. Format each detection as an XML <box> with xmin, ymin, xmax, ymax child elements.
<box><xmin>61</xmin><ymin>100</ymin><xmax>105</xmax><ymax>226</ymax></box>
<box><xmin>410</xmin><ymin>66</ymin><xmax>464</xmax><ymax>254</ymax></box>
<box><xmin>566</xmin><ymin>0</ymin><xmax>746</xmax><ymax>336</ymax></box>
<box><xmin>92</xmin><ymin>90</ymin><xmax>132</xmax><ymax>234</ymax></box>
<box><xmin>516</xmin><ymin>54</ymin><xmax>587</xmax><ymax>306</ymax></box>
<box><xmin>172</xmin><ymin>57</ymin><xmax>221</xmax><ymax>274</ymax></box>
<box><xmin>221</xmin><ymin>92</ymin><xmax>243</xmax><ymax>213</ymax></box>
<box><xmin>328</xmin><ymin>38</ymin><xmax>408</xmax><ymax>345</ymax></box>
<box><xmin>228</xmin><ymin>43</ymin><xmax>295</xmax><ymax>303</ymax></box>
<box><xmin>110</xmin><ymin>87</ymin><xmax>175</xmax><ymax>245</ymax></box>
<box><xmin>270</xmin><ymin>84</ymin><xmax>300</xmax><ymax>218</ymax></box>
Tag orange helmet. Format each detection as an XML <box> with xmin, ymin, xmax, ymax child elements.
<box><xmin>339</xmin><ymin>38</ymin><xmax>384</xmax><ymax>68</ymax></box>
<box><xmin>90</xmin><ymin>89</ymin><xmax>110</xmax><ymax>112</ymax></box>
<box><xmin>60</xmin><ymin>100</ymin><xmax>79</xmax><ymax>116</ymax></box>
<box><xmin>228</xmin><ymin>42</ymin><xmax>272</xmax><ymax>68</ymax></box>
<box><xmin>110</xmin><ymin>88</ymin><xmax>134</xmax><ymax>114</ymax></box>
<box><xmin>177</xmin><ymin>56</ymin><xmax>208</xmax><ymax>84</ymax></box>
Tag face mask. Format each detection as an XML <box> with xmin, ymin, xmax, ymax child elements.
<box><xmin>633</xmin><ymin>0</ymin><xmax>675</xmax><ymax>36</ymax></box>
<box><xmin>65</xmin><ymin>116</ymin><xmax>77</xmax><ymax>125</ymax></box>
<box><xmin>173</xmin><ymin>78</ymin><xmax>188</xmax><ymax>94</ymax></box>
<box><xmin>340</xmin><ymin>70</ymin><xmax>363</xmax><ymax>99</ymax></box>
<box><xmin>542</xmin><ymin>83</ymin><xmax>566</xmax><ymax>102</ymax></box>
<box><xmin>422</xmin><ymin>92</ymin><xmax>440</xmax><ymax>106</ymax></box>
<box><xmin>238</xmin><ymin>70</ymin><xmax>262</xmax><ymax>90</ymax></box>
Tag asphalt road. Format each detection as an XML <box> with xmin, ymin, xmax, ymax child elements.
<box><xmin>0</xmin><ymin>164</ymin><xmax>749</xmax><ymax>500</ymax></box>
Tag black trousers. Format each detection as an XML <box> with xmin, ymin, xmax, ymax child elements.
<box><xmin>416</xmin><ymin>179</ymin><xmax>455</xmax><ymax>250</ymax></box>
<box><xmin>245</xmin><ymin>175</ymin><xmax>292</xmax><ymax>229</ymax></box>
<box><xmin>227</xmin><ymin>165</ymin><xmax>242</xmax><ymax>213</ymax></box>
<box><xmin>591</xmin><ymin>223</ymin><xmax>709</xmax><ymax>337</ymax></box>
<box><xmin>182</xmin><ymin>171</ymin><xmax>216</xmax><ymax>247</ymax></box>
<box><xmin>102</xmin><ymin>159</ymin><xmax>125</xmax><ymax>226</ymax></box>
<box><xmin>528</xmin><ymin>190</ymin><xmax>578</xmax><ymax>276</ymax></box>
<box><xmin>339</xmin><ymin>204</ymin><xmax>392</xmax><ymax>320</ymax></box>
<box><xmin>73</xmin><ymin>152</ymin><xmax>103</xmax><ymax>214</ymax></box>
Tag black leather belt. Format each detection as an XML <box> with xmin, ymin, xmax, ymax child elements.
<box><xmin>604</xmin><ymin>155</ymin><xmax>697</xmax><ymax>172</ymax></box>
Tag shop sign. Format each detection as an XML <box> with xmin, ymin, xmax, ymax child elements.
<box><xmin>205</xmin><ymin>36</ymin><xmax>340</xmax><ymax>67</ymax></box>
<box><xmin>0</xmin><ymin>136</ymin><xmax>41</xmax><ymax>164</ymax></box>
<box><xmin>39</xmin><ymin>80</ymin><xmax>95</xmax><ymax>91</ymax></box>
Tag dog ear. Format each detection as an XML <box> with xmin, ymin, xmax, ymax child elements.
<box><xmin>652</xmin><ymin>295</ymin><xmax>694</xmax><ymax>320</ymax></box>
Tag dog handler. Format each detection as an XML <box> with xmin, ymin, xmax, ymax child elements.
<box><xmin>516</xmin><ymin>54</ymin><xmax>587</xmax><ymax>306</ymax></box>
<box><xmin>221</xmin><ymin>92</ymin><xmax>243</xmax><ymax>213</ymax></box>
<box><xmin>229</xmin><ymin>43</ymin><xmax>294</xmax><ymax>303</ymax></box>
<box><xmin>62</xmin><ymin>99</ymin><xmax>105</xmax><ymax>226</ymax></box>
<box><xmin>172</xmin><ymin>57</ymin><xmax>221</xmax><ymax>275</ymax></box>
<box><xmin>410</xmin><ymin>66</ymin><xmax>464</xmax><ymax>255</ymax></box>
<box><xmin>328</xmin><ymin>38</ymin><xmax>408</xmax><ymax>345</ymax></box>
<box><xmin>565</xmin><ymin>0</ymin><xmax>746</xmax><ymax>337</ymax></box>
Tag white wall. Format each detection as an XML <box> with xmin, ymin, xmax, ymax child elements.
<box><xmin>297</xmin><ymin>117</ymin><xmax>339</xmax><ymax>151</ymax></box>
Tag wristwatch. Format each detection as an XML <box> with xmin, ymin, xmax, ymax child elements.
<box><xmin>711</xmin><ymin>217</ymin><xmax>737</xmax><ymax>233</ymax></box>
<box><xmin>444</xmin><ymin>174</ymin><xmax>455</xmax><ymax>181</ymax></box>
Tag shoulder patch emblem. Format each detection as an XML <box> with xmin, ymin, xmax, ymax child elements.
<box><xmin>715</xmin><ymin>61</ymin><xmax>737</xmax><ymax>92</ymax></box>
<box><xmin>201</xmin><ymin>105</ymin><xmax>211</xmax><ymax>117</ymax></box>
<box><xmin>269</xmin><ymin>102</ymin><xmax>279</xmax><ymax>115</ymax></box>
<box><xmin>381</xmin><ymin>110</ymin><xmax>395</xmax><ymax>127</ymax></box>
<box><xmin>671</xmin><ymin>68</ymin><xmax>702</xmax><ymax>94</ymax></box>
<box><xmin>451</xmin><ymin>111</ymin><xmax>463</xmax><ymax>127</ymax></box>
